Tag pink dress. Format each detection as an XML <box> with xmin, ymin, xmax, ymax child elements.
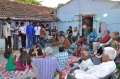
<box><xmin>15</xmin><ymin>57</ymin><xmax>32</xmax><ymax>71</ymax></box>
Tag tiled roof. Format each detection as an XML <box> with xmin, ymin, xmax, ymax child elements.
<box><xmin>0</xmin><ymin>0</ymin><xmax>54</xmax><ymax>21</ymax></box>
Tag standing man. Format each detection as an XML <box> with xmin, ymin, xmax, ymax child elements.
<box><xmin>34</xmin><ymin>22</ymin><xmax>41</xmax><ymax>45</ymax></box>
<box><xmin>40</xmin><ymin>24</ymin><xmax>46</xmax><ymax>48</ymax></box>
<box><xmin>26</xmin><ymin>21</ymin><xmax>34</xmax><ymax>48</ymax></box>
<box><xmin>12</xmin><ymin>22</ymin><xmax>19</xmax><ymax>50</ymax></box>
<box><xmin>3</xmin><ymin>17</ymin><xmax>13</xmax><ymax>52</ymax></box>
<box><xmin>19</xmin><ymin>22</ymin><xmax>26</xmax><ymax>48</ymax></box>
<box><xmin>67</xmin><ymin>26</ymin><xmax>72</xmax><ymax>43</ymax></box>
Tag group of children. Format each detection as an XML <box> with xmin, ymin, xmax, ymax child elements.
<box><xmin>68</xmin><ymin>36</ymin><xmax>85</xmax><ymax>57</ymax></box>
<box><xmin>4</xmin><ymin>45</ymin><xmax>45</xmax><ymax>78</ymax></box>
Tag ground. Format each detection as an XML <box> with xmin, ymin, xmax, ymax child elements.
<box><xmin>0</xmin><ymin>43</ymin><xmax>59</xmax><ymax>64</ymax></box>
<box><xmin>0</xmin><ymin>43</ymin><xmax>59</xmax><ymax>79</ymax></box>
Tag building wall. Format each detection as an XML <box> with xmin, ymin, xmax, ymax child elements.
<box><xmin>94</xmin><ymin>9</ymin><xmax>120</xmax><ymax>38</ymax></box>
<box><xmin>54</xmin><ymin>0</ymin><xmax>119</xmax><ymax>36</ymax></box>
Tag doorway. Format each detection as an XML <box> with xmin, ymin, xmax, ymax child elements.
<box><xmin>82</xmin><ymin>16</ymin><xmax>93</xmax><ymax>36</ymax></box>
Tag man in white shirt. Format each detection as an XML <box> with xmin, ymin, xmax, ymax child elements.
<box><xmin>34</xmin><ymin>22</ymin><xmax>41</xmax><ymax>44</ymax></box>
<box><xmin>12</xmin><ymin>22</ymin><xmax>19</xmax><ymax>50</ymax></box>
<box><xmin>3</xmin><ymin>17</ymin><xmax>13</xmax><ymax>52</ymax></box>
<box><xmin>70</xmin><ymin>51</ymin><xmax>94</xmax><ymax>72</ymax></box>
<box><xmin>70</xmin><ymin>47</ymin><xmax>116</xmax><ymax>79</ymax></box>
<box><xmin>19</xmin><ymin>22</ymin><xmax>26</xmax><ymax>48</ymax></box>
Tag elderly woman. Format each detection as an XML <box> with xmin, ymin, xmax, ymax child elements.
<box><xmin>31</xmin><ymin>47</ymin><xmax>62</xmax><ymax>79</ymax></box>
<box><xmin>67</xmin><ymin>47</ymin><xmax>116</xmax><ymax>79</ymax></box>
<box><xmin>93</xmin><ymin>30</ymin><xmax>111</xmax><ymax>52</ymax></box>
<box><xmin>92</xmin><ymin>31</ymin><xmax>119</xmax><ymax>58</ymax></box>
<box><xmin>100</xmin><ymin>31</ymin><xmax>119</xmax><ymax>49</ymax></box>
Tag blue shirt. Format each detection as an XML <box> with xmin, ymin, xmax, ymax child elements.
<box><xmin>26</xmin><ymin>25</ymin><xmax>34</xmax><ymax>36</ymax></box>
<box><xmin>90</xmin><ymin>32</ymin><xmax>95</xmax><ymax>38</ymax></box>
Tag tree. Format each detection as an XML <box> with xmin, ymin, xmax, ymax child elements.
<box><xmin>16</xmin><ymin>0</ymin><xmax>42</xmax><ymax>5</ymax></box>
<box><xmin>57</xmin><ymin>3</ymin><xmax>64</xmax><ymax>8</ymax></box>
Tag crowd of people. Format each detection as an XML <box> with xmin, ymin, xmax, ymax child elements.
<box><xmin>2</xmin><ymin>17</ymin><xmax>120</xmax><ymax>79</ymax></box>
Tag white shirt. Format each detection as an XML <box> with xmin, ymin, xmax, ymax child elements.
<box><xmin>19</xmin><ymin>26</ymin><xmax>26</xmax><ymax>34</ymax></box>
<box><xmin>12</xmin><ymin>25</ymin><xmax>19</xmax><ymax>35</ymax></box>
<box><xmin>3</xmin><ymin>22</ymin><xmax>13</xmax><ymax>38</ymax></box>
<box><xmin>34</xmin><ymin>26</ymin><xmax>41</xmax><ymax>35</ymax></box>
<box><xmin>75</xmin><ymin>59</ymin><xmax>94</xmax><ymax>71</ymax></box>
<box><xmin>73</xmin><ymin>31</ymin><xmax>78</xmax><ymax>36</ymax></box>
<box><xmin>75</xmin><ymin>61</ymin><xmax>116</xmax><ymax>79</ymax></box>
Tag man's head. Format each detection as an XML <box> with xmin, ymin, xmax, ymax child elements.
<box><xmin>104</xmin><ymin>30</ymin><xmax>110</xmax><ymax>35</ymax></box>
<box><xmin>41</xmin><ymin>24</ymin><xmax>44</xmax><ymax>28</ymax></box>
<box><xmin>36</xmin><ymin>22</ymin><xmax>39</xmax><ymax>26</ymax></box>
<box><xmin>59</xmin><ymin>46</ymin><xmax>65</xmax><ymax>52</ymax></box>
<box><xmin>15</xmin><ymin>22</ymin><xmax>19</xmax><ymax>26</ymax></box>
<box><xmin>45</xmin><ymin>47</ymin><xmax>53</xmax><ymax>56</ymax></box>
<box><xmin>114</xmin><ymin>36</ymin><xmax>120</xmax><ymax>45</ymax></box>
<box><xmin>6</xmin><ymin>17</ymin><xmax>12</xmax><ymax>24</ymax></box>
<box><xmin>82</xmin><ymin>45</ymin><xmax>90</xmax><ymax>52</ymax></box>
<box><xmin>81</xmin><ymin>51</ymin><xmax>90</xmax><ymax>60</ymax></box>
<box><xmin>20</xmin><ymin>22</ymin><xmax>24</xmax><ymax>26</ymax></box>
<box><xmin>69</xmin><ymin>26</ymin><xmax>72</xmax><ymax>30</ymax></box>
<box><xmin>74</xmin><ymin>27</ymin><xmax>77</xmax><ymax>30</ymax></box>
<box><xmin>102</xmin><ymin>47</ymin><xmax>116</xmax><ymax>62</ymax></box>
<box><xmin>29</xmin><ymin>21</ymin><xmax>33</xmax><ymax>25</ymax></box>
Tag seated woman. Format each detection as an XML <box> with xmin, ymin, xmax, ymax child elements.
<box><xmin>93</xmin><ymin>30</ymin><xmax>111</xmax><ymax>52</ymax></box>
<box><xmin>16</xmin><ymin>48</ymin><xmax>31</xmax><ymax>71</ymax></box>
<box><xmin>58</xmin><ymin>34</ymin><xmax>70</xmax><ymax>49</ymax></box>
<box><xmin>73</xmin><ymin>40</ymin><xmax>84</xmax><ymax>57</ymax></box>
<box><xmin>100</xmin><ymin>31</ymin><xmax>119</xmax><ymax>49</ymax></box>
<box><xmin>72</xmin><ymin>27</ymin><xmax>79</xmax><ymax>41</ymax></box>
<box><xmin>51</xmin><ymin>26</ymin><xmax>57</xmax><ymax>42</ymax></box>
<box><xmin>92</xmin><ymin>31</ymin><xmax>119</xmax><ymax>58</ymax></box>
<box><xmin>68</xmin><ymin>39</ymin><xmax>78</xmax><ymax>54</ymax></box>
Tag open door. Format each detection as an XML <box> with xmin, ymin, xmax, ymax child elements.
<box><xmin>82</xmin><ymin>16</ymin><xmax>93</xmax><ymax>36</ymax></box>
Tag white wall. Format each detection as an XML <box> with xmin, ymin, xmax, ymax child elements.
<box><xmin>54</xmin><ymin>0</ymin><xmax>119</xmax><ymax>36</ymax></box>
<box><xmin>79</xmin><ymin>0</ymin><xmax>118</xmax><ymax>15</ymax></box>
<box><xmin>95</xmin><ymin>9</ymin><xmax>120</xmax><ymax>37</ymax></box>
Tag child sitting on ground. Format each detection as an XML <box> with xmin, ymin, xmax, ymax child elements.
<box><xmin>68</xmin><ymin>39</ymin><xmax>78</xmax><ymax>54</ymax></box>
<box><xmin>4</xmin><ymin>48</ymin><xmax>16</xmax><ymax>71</ymax></box>
<box><xmin>15</xmin><ymin>48</ymin><xmax>31</xmax><ymax>71</ymax></box>
<box><xmin>4</xmin><ymin>48</ymin><xmax>16</xmax><ymax>78</ymax></box>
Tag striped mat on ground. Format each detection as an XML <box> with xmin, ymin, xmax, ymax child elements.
<box><xmin>0</xmin><ymin>56</ymin><xmax>79</xmax><ymax>79</ymax></box>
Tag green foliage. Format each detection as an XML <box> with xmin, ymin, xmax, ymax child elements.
<box><xmin>57</xmin><ymin>3</ymin><xmax>64</xmax><ymax>8</ymax></box>
<box><xmin>16</xmin><ymin>0</ymin><xmax>42</xmax><ymax>5</ymax></box>
<box><xmin>117</xmin><ymin>64</ymin><xmax>120</xmax><ymax>70</ymax></box>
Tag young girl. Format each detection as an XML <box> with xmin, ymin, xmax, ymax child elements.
<box><xmin>68</xmin><ymin>39</ymin><xmax>78</xmax><ymax>54</ymax></box>
<box><xmin>4</xmin><ymin>48</ymin><xmax>16</xmax><ymax>71</ymax></box>
<box><xmin>16</xmin><ymin>48</ymin><xmax>31</xmax><ymax>71</ymax></box>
